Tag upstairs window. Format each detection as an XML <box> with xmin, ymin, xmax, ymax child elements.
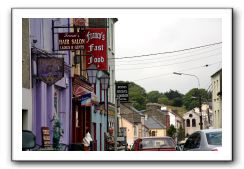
<box><xmin>186</xmin><ymin>119</ymin><xmax>190</xmax><ymax>127</ymax></box>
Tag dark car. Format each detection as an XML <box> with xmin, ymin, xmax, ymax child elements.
<box><xmin>132</xmin><ymin>136</ymin><xmax>177</xmax><ymax>151</ymax></box>
<box><xmin>183</xmin><ymin>128</ymin><xmax>222</xmax><ymax>151</ymax></box>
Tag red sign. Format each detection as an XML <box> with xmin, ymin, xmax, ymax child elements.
<box><xmin>85</xmin><ymin>28</ymin><xmax>107</xmax><ymax>70</ymax></box>
<box><xmin>58</xmin><ymin>33</ymin><xmax>85</xmax><ymax>50</ymax></box>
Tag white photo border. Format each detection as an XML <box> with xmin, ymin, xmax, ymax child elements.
<box><xmin>12</xmin><ymin>8</ymin><xmax>232</xmax><ymax>161</ymax></box>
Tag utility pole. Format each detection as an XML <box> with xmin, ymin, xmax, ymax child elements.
<box><xmin>114</xmin><ymin>97</ymin><xmax>119</xmax><ymax>151</ymax></box>
<box><xmin>198</xmin><ymin>92</ymin><xmax>203</xmax><ymax>130</ymax></box>
<box><xmin>173</xmin><ymin>72</ymin><xmax>203</xmax><ymax>130</ymax></box>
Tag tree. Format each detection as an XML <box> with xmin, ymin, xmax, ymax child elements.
<box><xmin>167</xmin><ymin>124</ymin><xmax>177</xmax><ymax>139</ymax></box>
<box><xmin>177</xmin><ymin>125</ymin><xmax>185</xmax><ymax>142</ymax></box>
<box><xmin>127</xmin><ymin>81</ymin><xmax>147</xmax><ymax>110</ymax></box>
<box><xmin>183</xmin><ymin>88</ymin><xmax>211</xmax><ymax>111</ymax></box>
<box><xmin>164</xmin><ymin>89</ymin><xmax>183</xmax><ymax>100</ymax></box>
<box><xmin>158</xmin><ymin>96</ymin><xmax>172</xmax><ymax>105</ymax></box>
<box><xmin>172</xmin><ymin>97</ymin><xmax>183</xmax><ymax>107</ymax></box>
<box><xmin>147</xmin><ymin>91</ymin><xmax>161</xmax><ymax>103</ymax></box>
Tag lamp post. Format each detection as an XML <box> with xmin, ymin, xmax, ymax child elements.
<box><xmin>173</xmin><ymin>72</ymin><xmax>203</xmax><ymax>130</ymax></box>
<box><xmin>100</xmin><ymin>73</ymin><xmax>110</xmax><ymax>132</ymax></box>
<box><xmin>86</xmin><ymin>64</ymin><xmax>98</xmax><ymax>86</ymax></box>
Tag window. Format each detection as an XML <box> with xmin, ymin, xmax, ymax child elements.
<box><xmin>189</xmin><ymin>114</ymin><xmax>193</xmax><ymax>118</ymax></box>
<box><xmin>206</xmin><ymin>131</ymin><xmax>222</xmax><ymax>145</ymax></box>
<box><xmin>134</xmin><ymin>126</ymin><xmax>138</xmax><ymax>137</ymax></box>
<box><xmin>192</xmin><ymin>119</ymin><xmax>196</xmax><ymax>127</ymax></box>
<box><xmin>186</xmin><ymin>119</ymin><xmax>190</xmax><ymax>127</ymax></box>
<box><xmin>151</xmin><ymin>131</ymin><xmax>156</xmax><ymax>136</ymax></box>
<box><xmin>184</xmin><ymin>132</ymin><xmax>201</xmax><ymax>150</ymax></box>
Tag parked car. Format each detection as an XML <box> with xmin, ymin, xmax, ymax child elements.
<box><xmin>132</xmin><ymin>137</ymin><xmax>177</xmax><ymax>151</ymax></box>
<box><xmin>176</xmin><ymin>138</ymin><xmax>187</xmax><ymax>151</ymax></box>
<box><xmin>183</xmin><ymin>128</ymin><xmax>222</xmax><ymax>151</ymax></box>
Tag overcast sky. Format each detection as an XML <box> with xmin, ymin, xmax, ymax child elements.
<box><xmin>114</xmin><ymin>15</ymin><xmax>222</xmax><ymax>94</ymax></box>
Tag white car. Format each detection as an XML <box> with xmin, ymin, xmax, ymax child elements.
<box><xmin>183</xmin><ymin>128</ymin><xmax>222</xmax><ymax>151</ymax></box>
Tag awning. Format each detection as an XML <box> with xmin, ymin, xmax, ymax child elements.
<box><xmin>81</xmin><ymin>93</ymin><xmax>99</xmax><ymax>106</ymax></box>
<box><xmin>73</xmin><ymin>84</ymin><xmax>91</xmax><ymax>97</ymax></box>
<box><xmin>72</xmin><ymin>75</ymin><xmax>98</xmax><ymax>106</ymax></box>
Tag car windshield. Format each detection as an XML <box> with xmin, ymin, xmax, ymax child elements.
<box><xmin>206</xmin><ymin>131</ymin><xmax>222</xmax><ymax>145</ymax></box>
<box><xmin>142</xmin><ymin>138</ymin><xmax>175</xmax><ymax>149</ymax></box>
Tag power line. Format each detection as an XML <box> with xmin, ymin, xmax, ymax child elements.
<box><xmin>114</xmin><ymin>47</ymin><xmax>221</xmax><ymax>66</ymax></box>
<box><xmin>116</xmin><ymin>53</ymin><xmax>221</xmax><ymax>71</ymax></box>
<box><xmin>115</xmin><ymin>45</ymin><xmax>222</xmax><ymax>63</ymax></box>
<box><xmin>111</xmin><ymin>42</ymin><xmax>222</xmax><ymax>60</ymax></box>
<box><xmin>132</xmin><ymin>61</ymin><xmax>221</xmax><ymax>81</ymax></box>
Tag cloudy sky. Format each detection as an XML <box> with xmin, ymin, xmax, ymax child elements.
<box><xmin>114</xmin><ymin>12</ymin><xmax>222</xmax><ymax>94</ymax></box>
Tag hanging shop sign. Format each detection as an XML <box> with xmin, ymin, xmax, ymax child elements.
<box><xmin>85</xmin><ymin>28</ymin><xmax>107</xmax><ymax>70</ymax></box>
<box><xmin>58</xmin><ymin>32</ymin><xmax>85</xmax><ymax>50</ymax></box>
<box><xmin>37</xmin><ymin>57</ymin><xmax>64</xmax><ymax>85</ymax></box>
<box><xmin>115</xmin><ymin>83</ymin><xmax>129</xmax><ymax>102</ymax></box>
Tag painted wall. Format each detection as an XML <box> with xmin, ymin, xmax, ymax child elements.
<box><xmin>212</xmin><ymin>71</ymin><xmax>222</xmax><ymax>128</ymax></box>
<box><xmin>119</xmin><ymin>117</ymin><xmax>134</xmax><ymax>146</ymax></box>
<box><xmin>22</xmin><ymin>18</ymin><xmax>32</xmax><ymax>130</ymax></box>
<box><xmin>150</xmin><ymin>129</ymin><xmax>166</xmax><ymax>137</ymax></box>
<box><xmin>30</xmin><ymin>18</ymin><xmax>71</xmax><ymax>145</ymax></box>
<box><xmin>107</xmin><ymin>18</ymin><xmax>117</xmax><ymax>105</ymax></box>
<box><xmin>91</xmin><ymin>71</ymin><xmax>108</xmax><ymax>150</ymax></box>
<box><xmin>183</xmin><ymin>110</ymin><xmax>200</xmax><ymax>136</ymax></box>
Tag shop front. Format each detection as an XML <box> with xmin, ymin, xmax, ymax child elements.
<box><xmin>72</xmin><ymin>75</ymin><xmax>98</xmax><ymax>147</ymax></box>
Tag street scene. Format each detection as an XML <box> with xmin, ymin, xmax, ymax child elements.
<box><xmin>21</xmin><ymin>16</ymin><xmax>223</xmax><ymax>152</ymax></box>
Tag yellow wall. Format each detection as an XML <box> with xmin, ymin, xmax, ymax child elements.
<box><xmin>119</xmin><ymin>117</ymin><xmax>133</xmax><ymax>146</ymax></box>
<box><xmin>150</xmin><ymin>129</ymin><xmax>166</xmax><ymax>137</ymax></box>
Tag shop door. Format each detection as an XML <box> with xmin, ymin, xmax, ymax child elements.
<box><xmin>72</xmin><ymin>101</ymin><xmax>84</xmax><ymax>143</ymax></box>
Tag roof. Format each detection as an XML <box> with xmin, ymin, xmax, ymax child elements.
<box><xmin>144</xmin><ymin>116</ymin><xmax>165</xmax><ymax>129</ymax></box>
<box><xmin>138</xmin><ymin>136</ymin><xmax>173</xmax><ymax>139</ymax></box>
<box><xmin>199</xmin><ymin>128</ymin><xmax>222</xmax><ymax>133</ymax></box>
<box><xmin>120</xmin><ymin>103</ymin><xmax>143</xmax><ymax>123</ymax></box>
<box><xmin>183</xmin><ymin>110</ymin><xmax>200</xmax><ymax>119</ymax></box>
<box><xmin>211</xmin><ymin>69</ymin><xmax>222</xmax><ymax>78</ymax></box>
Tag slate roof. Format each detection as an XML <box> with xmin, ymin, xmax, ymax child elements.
<box><xmin>144</xmin><ymin>116</ymin><xmax>166</xmax><ymax>129</ymax></box>
<box><xmin>120</xmin><ymin>103</ymin><xmax>143</xmax><ymax>124</ymax></box>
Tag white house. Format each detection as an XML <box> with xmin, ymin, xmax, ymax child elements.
<box><xmin>183</xmin><ymin>104</ymin><xmax>213</xmax><ymax>136</ymax></box>
<box><xmin>211</xmin><ymin>69</ymin><xmax>222</xmax><ymax>128</ymax></box>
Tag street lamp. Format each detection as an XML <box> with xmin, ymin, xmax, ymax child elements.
<box><xmin>100</xmin><ymin>73</ymin><xmax>110</xmax><ymax>132</ymax></box>
<box><xmin>86</xmin><ymin>64</ymin><xmax>98</xmax><ymax>85</ymax></box>
<box><xmin>173</xmin><ymin>72</ymin><xmax>200</xmax><ymax>88</ymax></box>
<box><xmin>173</xmin><ymin>72</ymin><xmax>203</xmax><ymax>130</ymax></box>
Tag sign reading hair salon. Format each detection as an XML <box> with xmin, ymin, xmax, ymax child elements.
<box><xmin>58</xmin><ymin>33</ymin><xmax>85</xmax><ymax>50</ymax></box>
<box><xmin>85</xmin><ymin>28</ymin><xmax>107</xmax><ymax>70</ymax></box>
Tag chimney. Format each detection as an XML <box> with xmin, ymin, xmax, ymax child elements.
<box><xmin>145</xmin><ymin>114</ymin><xmax>148</xmax><ymax>121</ymax></box>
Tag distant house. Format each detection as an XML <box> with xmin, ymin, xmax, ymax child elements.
<box><xmin>143</xmin><ymin>103</ymin><xmax>166</xmax><ymax>128</ymax></box>
<box><xmin>119</xmin><ymin>117</ymin><xmax>134</xmax><ymax>146</ymax></box>
<box><xmin>211</xmin><ymin>69</ymin><xmax>222</xmax><ymax>128</ymax></box>
<box><xmin>161</xmin><ymin>105</ymin><xmax>184</xmax><ymax>130</ymax></box>
<box><xmin>144</xmin><ymin>116</ymin><xmax>166</xmax><ymax>137</ymax></box>
<box><xmin>119</xmin><ymin>103</ymin><xmax>145</xmax><ymax>146</ymax></box>
<box><xmin>183</xmin><ymin>104</ymin><xmax>213</xmax><ymax>136</ymax></box>
<box><xmin>183</xmin><ymin>109</ymin><xmax>200</xmax><ymax>137</ymax></box>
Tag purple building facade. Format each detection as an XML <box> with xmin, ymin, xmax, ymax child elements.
<box><xmin>30</xmin><ymin>18</ymin><xmax>72</xmax><ymax>145</ymax></box>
